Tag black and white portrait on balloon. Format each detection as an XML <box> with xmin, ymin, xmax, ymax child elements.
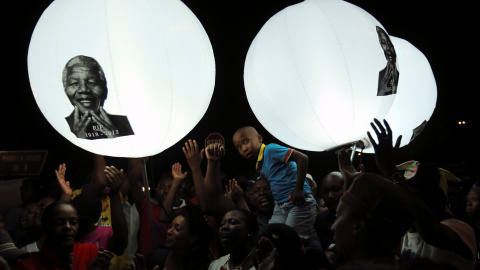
<box><xmin>376</xmin><ymin>26</ymin><xmax>399</xmax><ymax>96</ymax></box>
<box><xmin>63</xmin><ymin>55</ymin><xmax>134</xmax><ymax>140</ymax></box>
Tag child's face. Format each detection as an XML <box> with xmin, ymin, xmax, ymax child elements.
<box><xmin>232</xmin><ymin>128</ymin><xmax>263</xmax><ymax>161</ymax></box>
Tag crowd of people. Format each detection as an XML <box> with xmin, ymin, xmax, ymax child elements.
<box><xmin>0</xmin><ymin>119</ymin><xmax>478</xmax><ymax>270</ymax></box>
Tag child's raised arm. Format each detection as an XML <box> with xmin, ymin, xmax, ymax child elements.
<box><xmin>288</xmin><ymin>150</ymin><xmax>308</xmax><ymax>205</ymax></box>
<box><xmin>204</xmin><ymin>143</ymin><xmax>236</xmax><ymax>218</ymax></box>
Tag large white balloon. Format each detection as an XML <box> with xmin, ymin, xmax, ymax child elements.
<box><xmin>362</xmin><ymin>37</ymin><xmax>437</xmax><ymax>153</ymax></box>
<box><xmin>244</xmin><ymin>0</ymin><xmax>411</xmax><ymax>151</ymax></box>
<box><xmin>28</xmin><ymin>0</ymin><xmax>215</xmax><ymax>158</ymax></box>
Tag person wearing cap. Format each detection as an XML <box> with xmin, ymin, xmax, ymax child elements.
<box><xmin>242</xmin><ymin>176</ymin><xmax>274</xmax><ymax>232</ymax></box>
<box><xmin>334</xmin><ymin>149</ymin><xmax>414</xmax><ymax>267</ymax></box>
<box><xmin>0</xmin><ymin>229</ymin><xmax>29</xmax><ymax>268</ymax></box>
<box><xmin>367</xmin><ymin>118</ymin><xmax>476</xmax><ymax>269</ymax></box>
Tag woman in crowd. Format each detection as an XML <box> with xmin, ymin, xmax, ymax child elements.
<box><xmin>15</xmin><ymin>201</ymin><xmax>113</xmax><ymax>270</ymax></box>
<box><xmin>145</xmin><ymin>205</ymin><xmax>213</xmax><ymax>270</ymax></box>
<box><xmin>209</xmin><ymin>208</ymin><xmax>258</xmax><ymax>270</ymax></box>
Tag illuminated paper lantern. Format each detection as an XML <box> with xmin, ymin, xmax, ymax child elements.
<box><xmin>244</xmin><ymin>0</ymin><xmax>401</xmax><ymax>151</ymax></box>
<box><xmin>363</xmin><ymin>36</ymin><xmax>437</xmax><ymax>153</ymax></box>
<box><xmin>28</xmin><ymin>0</ymin><xmax>215</xmax><ymax>157</ymax></box>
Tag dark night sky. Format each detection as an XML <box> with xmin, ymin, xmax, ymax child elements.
<box><xmin>1</xmin><ymin>0</ymin><xmax>477</xmax><ymax>188</ymax></box>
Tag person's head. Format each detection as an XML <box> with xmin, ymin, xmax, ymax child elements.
<box><xmin>232</xmin><ymin>126</ymin><xmax>263</xmax><ymax>161</ymax></box>
<box><xmin>466</xmin><ymin>187</ymin><xmax>480</xmax><ymax>218</ymax></box>
<box><xmin>376</xmin><ymin>26</ymin><xmax>396</xmax><ymax>64</ymax></box>
<box><xmin>71</xmin><ymin>193</ymin><xmax>102</xmax><ymax>236</ymax></box>
<box><xmin>62</xmin><ymin>55</ymin><xmax>108</xmax><ymax>114</ymax></box>
<box><xmin>320</xmin><ymin>171</ymin><xmax>344</xmax><ymax>213</ymax></box>
<box><xmin>156</xmin><ymin>172</ymin><xmax>175</xmax><ymax>203</ymax></box>
<box><xmin>165</xmin><ymin>205</ymin><xmax>212</xmax><ymax>253</ymax></box>
<box><xmin>255</xmin><ymin>223</ymin><xmax>306</xmax><ymax>270</ymax></box>
<box><xmin>181</xmin><ymin>174</ymin><xmax>196</xmax><ymax>201</ymax></box>
<box><xmin>245</xmin><ymin>177</ymin><xmax>274</xmax><ymax>214</ymax></box>
<box><xmin>219</xmin><ymin>209</ymin><xmax>258</xmax><ymax>251</ymax></box>
<box><xmin>33</xmin><ymin>195</ymin><xmax>56</xmax><ymax>227</ymax></box>
<box><xmin>332</xmin><ymin>173</ymin><xmax>413</xmax><ymax>264</ymax></box>
<box><xmin>41</xmin><ymin>201</ymin><xmax>79</xmax><ymax>250</ymax></box>
<box><xmin>20</xmin><ymin>178</ymin><xmax>40</xmax><ymax>204</ymax></box>
<box><xmin>19</xmin><ymin>200</ymin><xmax>39</xmax><ymax>230</ymax></box>
<box><xmin>407</xmin><ymin>163</ymin><xmax>450</xmax><ymax>221</ymax></box>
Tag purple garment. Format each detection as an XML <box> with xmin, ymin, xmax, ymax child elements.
<box><xmin>77</xmin><ymin>225</ymin><xmax>113</xmax><ymax>250</ymax></box>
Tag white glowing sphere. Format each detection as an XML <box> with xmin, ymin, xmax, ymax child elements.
<box><xmin>244</xmin><ymin>0</ymin><xmax>397</xmax><ymax>151</ymax></box>
<box><xmin>28</xmin><ymin>0</ymin><xmax>215</xmax><ymax>157</ymax></box>
<box><xmin>363</xmin><ymin>37</ymin><xmax>437</xmax><ymax>153</ymax></box>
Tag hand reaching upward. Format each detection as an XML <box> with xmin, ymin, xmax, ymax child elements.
<box><xmin>55</xmin><ymin>163</ymin><xmax>73</xmax><ymax>201</ymax></box>
<box><xmin>205</xmin><ymin>143</ymin><xmax>225</xmax><ymax>161</ymax></box>
<box><xmin>367</xmin><ymin>118</ymin><xmax>402</xmax><ymax>178</ymax></box>
<box><xmin>182</xmin><ymin>139</ymin><xmax>204</xmax><ymax>170</ymax></box>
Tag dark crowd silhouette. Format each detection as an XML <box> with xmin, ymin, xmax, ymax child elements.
<box><xmin>0</xmin><ymin>119</ymin><xmax>478</xmax><ymax>270</ymax></box>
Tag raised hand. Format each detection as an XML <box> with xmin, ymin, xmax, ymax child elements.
<box><xmin>225</xmin><ymin>179</ymin><xmax>244</xmax><ymax>202</ymax></box>
<box><xmin>367</xmin><ymin>118</ymin><xmax>401</xmax><ymax>178</ymax></box>
<box><xmin>205</xmin><ymin>143</ymin><xmax>225</xmax><ymax>161</ymax></box>
<box><xmin>55</xmin><ymin>163</ymin><xmax>73</xmax><ymax>201</ymax></box>
<box><xmin>256</xmin><ymin>237</ymin><xmax>280</xmax><ymax>270</ymax></box>
<box><xmin>104</xmin><ymin>166</ymin><xmax>125</xmax><ymax>194</ymax></box>
<box><xmin>172</xmin><ymin>162</ymin><xmax>187</xmax><ymax>182</ymax></box>
<box><xmin>182</xmin><ymin>139</ymin><xmax>204</xmax><ymax>169</ymax></box>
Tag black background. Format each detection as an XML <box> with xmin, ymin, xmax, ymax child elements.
<box><xmin>1</xmin><ymin>0</ymin><xmax>477</xmax><ymax>188</ymax></box>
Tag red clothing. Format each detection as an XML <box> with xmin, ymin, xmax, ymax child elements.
<box><xmin>77</xmin><ymin>225</ymin><xmax>113</xmax><ymax>250</ymax></box>
<box><xmin>136</xmin><ymin>198</ymin><xmax>169</xmax><ymax>254</ymax></box>
<box><xmin>15</xmin><ymin>242</ymin><xmax>98</xmax><ymax>270</ymax></box>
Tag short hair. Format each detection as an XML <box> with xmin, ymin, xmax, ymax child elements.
<box><xmin>158</xmin><ymin>171</ymin><xmax>173</xmax><ymax>183</ymax></box>
<box><xmin>62</xmin><ymin>55</ymin><xmax>108</xmax><ymax>99</ymax></box>
<box><xmin>232</xmin><ymin>126</ymin><xmax>259</xmax><ymax>140</ymax></box>
<box><xmin>71</xmin><ymin>193</ymin><xmax>102</xmax><ymax>224</ymax></box>
<box><xmin>41</xmin><ymin>201</ymin><xmax>77</xmax><ymax>235</ymax></box>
